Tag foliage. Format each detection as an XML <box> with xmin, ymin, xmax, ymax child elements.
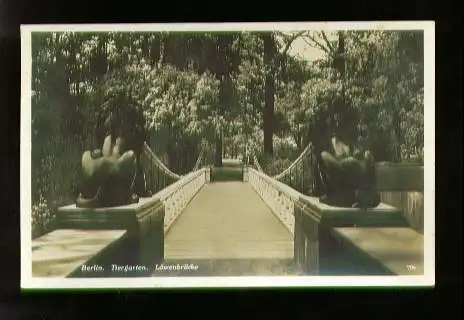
<box><xmin>272</xmin><ymin>135</ymin><xmax>299</xmax><ymax>160</ymax></box>
<box><xmin>296</xmin><ymin>30</ymin><xmax>424</xmax><ymax>163</ymax></box>
<box><xmin>144</xmin><ymin>65</ymin><xmax>220</xmax><ymax>138</ymax></box>
<box><xmin>30</xmin><ymin>32</ymin><xmax>222</xmax><ymax>238</ymax></box>
<box><xmin>31</xmin><ymin>196</ymin><xmax>56</xmax><ymax>238</ymax></box>
<box><xmin>253</xmin><ymin>30</ymin><xmax>424</xmax><ymax>179</ymax></box>
<box><xmin>30</xmin><ymin>29</ymin><xmax>425</xmax><ymax>237</ymax></box>
<box><xmin>261</xmin><ymin>157</ymin><xmax>293</xmax><ymax>177</ymax></box>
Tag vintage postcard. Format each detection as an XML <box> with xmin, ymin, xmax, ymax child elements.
<box><xmin>20</xmin><ymin>22</ymin><xmax>435</xmax><ymax>289</ymax></box>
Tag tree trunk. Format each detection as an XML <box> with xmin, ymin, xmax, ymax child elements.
<box><xmin>263</xmin><ymin>33</ymin><xmax>276</xmax><ymax>156</ymax></box>
<box><xmin>167</xmin><ymin>149</ymin><xmax>177</xmax><ymax>173</ymax></box>
<box><xmin>213</xmin><ymin>35</ymin><xmax>234</xmax><ymax>166</ymax></box>
<box><xmin>391</xmin><ymin>48</ymin><xmax>402</xmax><ymax>162</ymax></box>
<box><xmin>334</xmin><ymin>31</ymin><xmax>346</xmax><ymax>116</ymax></box>
<box><xmin>295</xmin><ymin>132</ymin><xmax>303</xmax><ymax>150</ymax></box>
<box><xmin>141</xmin><ymin>34</ymin><xmax>150</xmax><ymax>60</ymax></box>
<box><xmin>90</xmin><ymin>34</ymin><xmax>108</xmax><ymax>82</ymax></box>
<box><xmin>215</xmin><ymin>132</ymin><xmax>223</xmax><ymax>166</ymax></box>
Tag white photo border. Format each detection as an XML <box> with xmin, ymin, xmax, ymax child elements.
<box><xmin>20</xmin><ymin>21</ymin><xmax>435</xmax><ymax>289</ymax></box>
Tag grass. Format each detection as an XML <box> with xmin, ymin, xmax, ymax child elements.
<box><xmin>210</xmin><ymin>159</ymin><xmax>244</xmax><ymax>182</ymax></box>
<box><xmin>210</xmin><ymin>166</ymin><xmax>244</xmax><ymax>182</ymax></box>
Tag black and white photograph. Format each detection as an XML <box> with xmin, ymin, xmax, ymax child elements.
<box><xmin>20</xmin><ymin>22</ymin><xmax>434</xmax><ymax>289</ymax></box>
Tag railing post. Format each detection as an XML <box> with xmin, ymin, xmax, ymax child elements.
<box><xmin>290</xmin><ymin>167</ymin><xmax>293</xmax><ymax>189</ymax></box>
<box><xmin>293</xmin><ymin>195</ymin><xmax>408</xmax><ymax>275</ymax></box>
<box><xmin>155</xmin><ymin>167</ymin><xmax>159</xmax><ymax>193</ymax></box>
<box><xmin>302</xmin><ymin>158</ymin><xmax>305</xmax><ymax>193</ymax></box>
<box><xmin>147</xmin><ymin>156</ymin><xmax>152</xmax><ymax>192</ymax></box>
<box><xmin>241</xmin><ymin>159</ymin><xmax>244</xmax><ymax>180</ymax></box>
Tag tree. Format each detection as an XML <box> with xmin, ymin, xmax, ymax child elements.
<box><xmin>299</xmin><ymin>30</ymin><xmax>424</xmax><ymax>162</ymax></box>
<box><xmin>261</xmin><ymin>32</ymin><xmax>277</xmax><ymax>156</ymax></box>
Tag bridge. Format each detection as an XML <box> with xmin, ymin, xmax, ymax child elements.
<box><xmin>31</xmin><ymin>142</ymin><xmax>425</xmax><ymax>279</ymax></box>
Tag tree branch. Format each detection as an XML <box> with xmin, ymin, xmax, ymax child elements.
<box><xmin>302</xmin><ymin>34</ymin><xmax>331</xmax><ymax>55</ymax></box>
<box><xmin>276</xmin><ymin>31</ymin><xmax>306</xmax><ymax>78</ymax></box>
<box><xmin>281</xmin><ymin>31</ymin><xmax>306</xmax><ymax>55</ymax></box>
<box><xmin>319</xmin><ymin>31</ymin><xmax>336</xmax><ymax>53</ymax></box>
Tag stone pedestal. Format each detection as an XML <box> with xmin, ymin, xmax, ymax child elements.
<box><xmin>57</xmin><ymin>197</ymin><xmax>165</xmax><ymax>277</ymax></box>
<box><xmin>293</xmin><ymin>196</ymin><xmax>408</xmax><ymax>275</ymax></box>
<box><xmin>32</xmin><ymin>229</ymin><xmax>128</xmax><ymax>278</ymax></box>
<box><xmin>330</xmin><ymin>227</ymin><xmax>424</xmax><ymax>275</ymax></box>
<box><xmin>205</xmin><ymin>166</ymin><xmax>212</xmax><ymax>182</ymax></box>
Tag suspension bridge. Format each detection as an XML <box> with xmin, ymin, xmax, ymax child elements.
<box><xmin>31</xmin><ymin>141</ymin><xmax>425</xmax><ymax>278</ymax></box>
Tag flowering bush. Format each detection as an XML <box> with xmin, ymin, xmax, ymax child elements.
<box><xmin>31</xmin><ymin>196</ymin><xmax>56</xmax><ymax>238</ymax></box>
<box><xmin>144</xmin><ymin>66</ymin><xmax>220</xmax><ymax>138</ymax></box>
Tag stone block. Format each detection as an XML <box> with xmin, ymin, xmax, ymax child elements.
<box><xmin>293</xmin><ymin>195</ymin><xmax>408</xmax><ymax>275</ymax></box>
<box><xmin>56</xmin><ymin>196</ymin><xmax>165</xmax><ymax>277</ymax></box>
<box><xmin>32</xmin><ymin>229</ymin><xmax>127</xmax><ymax>278</ymax></box>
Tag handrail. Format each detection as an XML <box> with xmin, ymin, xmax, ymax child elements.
<box><xmin>272</xmin><ymin>143</ymin><xmax>312</xmax><ymax>180</ymax></box>
<box><xmin>153</xmin><ymin>168</ymin><xmax>206</xmax><ymax>201</ymax></box>
<box><xmin>153</xmin><ymin>167</ymin><xmax>209</xmax><ymax>234</ymax></box>
<box><xmin>143</xmin><ymin>142</ymin><xmax>182</xmax><ymax>180</ymax></box>
<box><xmin>192</xmin><ymin>148</ymin><xmax>204</xmax><ymax>171</ymax></box>
<box><xmin>143</xmin><ymin>142</ymin><xmax>205</xmax><ymax>180</ymax></box>
<box><xmin>247</xmin><ymin>166</ymin><xmax>301</xmax><ymax>234</ymax></box>
<box><xmin>248</xmin><ymin>167</ymin><xmax>301</xmax><ymax>201</ymax></box>
<box><xmin>252</xmin><ymin>142</ymin><xmax>312</xmax><ymax>181</ymax></box>
<box><xmin>253</xmin><ymin>154</ymin><xmax>264</xmax><ymax>172</ymax></box>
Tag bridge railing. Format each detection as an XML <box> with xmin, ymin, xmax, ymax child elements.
<box><xmin>31</xmin><ymin>142</ymin><xmax>212</xmax><ymax>278</ymax></box>
<box><xmin>375</xmin><ymin>162</ymin><xmax>424</xmax><ymax>234</ymax></box>
<box><xmin>252</xmin><ymin>147</ymin><xmax>425</xmax><ymax>234</ymax></box>
<box><xmin>252</xmin><ymin>144</ymin><xmax>314</xmax><ymax>195</ymax></box>
<box><xmin>247</xmin><ymin>153</ymin><xmax>425</xmax><ymax>275</ymax></box>
<box><xmin>155</xmin><ymin>167</ymin><xmax>210</xmax><ymax>233</ymax></box>
<box><xmin>142</xmin><ymin>142</ymin><xmax>211</xmax><ymax>194</ymax></box>
<box><xmin>142</xmin><ymin>142</ymin><xmax>182</xmax><ymax>195</ymax></box>
<box><xmin>142</xmin><ymin>142</ymin><xmax>212</xmax><ymax>233</ymax></box>
<box><xmin>246</xmin><ymin>167</ymin><xmax>300</xmax><ymax>234</ymax></box>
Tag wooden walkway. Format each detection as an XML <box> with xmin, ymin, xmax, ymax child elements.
<box><xmin>153</xmin><ymin>182</ymin><xmax>296</xmax><ymax>276</ymax></box>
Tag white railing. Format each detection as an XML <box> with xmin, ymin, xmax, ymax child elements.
<box><xmin>152</xmin><ymin>167</ymin><xmax>210</xmax><ymax>234</ymax></box>
<box><xmin>142</xmin><ymin>143</ymin><xmax>213</xmax><ymax>234</ymax></box>
<box><xmin>247</xmin><ymin>167</ymin><xmax>301</xmax><ymax>235</ymax></box>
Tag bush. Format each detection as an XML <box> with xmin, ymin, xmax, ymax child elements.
<box><xmin>258</xmin><ymin>154</ymin><xmax>293</xmax><ymax>177</ymax></box>
<box><xmin>273</xmin><ymin>136</ymin><xmax>299</xmax><ymax>160</ymax></box>
<box><xmin>31</xmin><ymin>134</ymin><xmax>88</xmax><ymax>238</ymax></box>
<box><xmin>31</xmin><ymin>61</ymin><xmax>222</xmax><ymax>238</ymax></box>
<box><xmin>31</xmin><ymin>196</ymin><xmax>57</xmax><ymax>239</ymax></box>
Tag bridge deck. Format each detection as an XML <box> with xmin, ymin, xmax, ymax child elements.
<box><xmin>154</xmin><ymin>182</ymin><xmax>295</xmax><ymax>276</ymax></box>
